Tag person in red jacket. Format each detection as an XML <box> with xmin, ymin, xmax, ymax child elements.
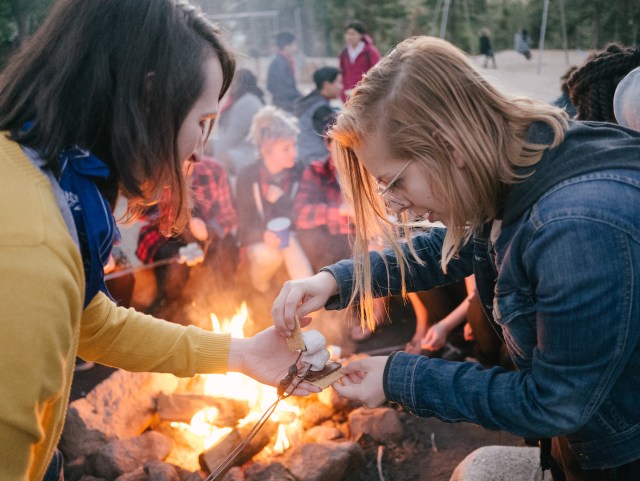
<box><xmin>339</xmin><ymin>20</ymin><xmax>381</xmax><ymax>102</ymax></box>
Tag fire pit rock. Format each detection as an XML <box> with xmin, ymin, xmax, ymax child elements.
<box><xmin>60</xmin><ymin>370</ymin><xmax>179</xmax><ymax>458</ymax></box>
<box><xmin>86</xmin><ymin>430</ymin><xmax>173</xmax><ymax>479</ymax></box>
<box><xmin>283</xmin><ymin>441</ymin><xmax>365</xmax><ymax>481</ymax></box>
<box><xmin>347</xmin><ymin>407</ymin><xmax>404</xmax><ymax>443</ymax></box>
<box><xmin>244</xmin><ymin>461</ymin><xmax>297</xmax><ymax>481</ymax></box>
<box><xmin>449</xmin><ymin>445</ymin><xmax>542</xmax><ymax>481</ymax></box>
<box><xmin>299</xmin><ymin>401</ymin><xmax>335</xmax><ymax>430</ymax></box>
<box><xmin>302</xmin><ymin>425</ymin><xmax>343</xmax><ymax>444</ymax></box>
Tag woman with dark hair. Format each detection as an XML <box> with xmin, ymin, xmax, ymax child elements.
<box><xmin>338</xmin><ymin>20</ymin><xmax>381</xmax><ymax>102</ymax></box>
<box><xmin>568</xmin><ymin>43</ymin><xmax>640</xmax><ymax>122</ymax></box>
<box><xmin>0</xmin><ymin>1</ymin><xmax>317</xmax><ymax>478</ymax></box>
<box><xmin>211</xmin><ymin>68</ymin><xmax>265</xmax><ymax>176</ymax></box>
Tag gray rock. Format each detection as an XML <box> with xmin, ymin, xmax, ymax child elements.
<box><xmin>245</xmin><ymin>461</ymin><xmax>296</xmax><ymax>481</ymax></box>
<box><xmin>114</xmin><ymin>467</ymin><xmax>149</xmax><ymax>481</ymax></box>
<box><xmin>220</xmin><ymin>466</ymin><xmax>244</xmax><ymax>481</ymax></box>
<box><xmin>302</xmin><ymin>426</ymin><xmax>343</xmax><ymax>444</ymax></box>
<box><xmin>449</xmin><ymin>446</ymin><xmax>542</xmax><ymax>481</ymax></box>
<box><xmin>60</xmin><ymin>370</ymin><xmax>178</xmax><ymax>459</ymax></box>
<box><xmin>300</xmin><ymin>402</ymin><xmax>334</xmax><ymax>430</ymax></box>
<box><xmin>284</xmin><ymin>441</ymin><xmax>364</xmax><ymax>481</ymax></box>
<box><xmin>144</xmin><ymin>460</ymin><xmax>181</xmax><ymax>481</ymax></box>
<box><xmin>87</xmin><ymin>431</ymin><xmax>173</xmax><ymax>479</ymax></box>
<box><xmin>347</xmin><ymin>407</ymin><xmax>404</xmax><ymax>443</ymax></box>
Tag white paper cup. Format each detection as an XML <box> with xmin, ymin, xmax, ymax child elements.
<box><xmin>266</xmin><ymin>217</ymin><xmax>291</xmax><ymax>249</ymax></box>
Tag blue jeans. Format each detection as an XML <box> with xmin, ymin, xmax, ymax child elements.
<box><xmin>43</xmin><ymin>449</ymin><xmax>64</xmax><ymax>481</ymax></box>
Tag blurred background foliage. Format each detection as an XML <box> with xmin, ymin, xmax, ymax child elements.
<box><xmin>1</xmin><ymin>0</ymin><xmax>639</xmax><ymax>66</ymax></box>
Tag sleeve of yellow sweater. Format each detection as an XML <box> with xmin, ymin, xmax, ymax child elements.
<box><xmin>77</xmin><ymin>292</ymin><xmax>231</xmax><ymax>377</ymax></box>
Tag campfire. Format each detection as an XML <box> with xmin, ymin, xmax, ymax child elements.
<box><xmin>60</xmin><ymin>303</ymin><xmax>411</xmax><ymax>481</ymax></box>
<box><xmin>167</xmin><ymin>303</ymin><xmax>304</xmax><ymax>472</ymax></box>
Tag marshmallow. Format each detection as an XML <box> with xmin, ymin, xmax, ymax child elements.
<box><xmin>301</xmin><ymin>330</ymin><xmax>326</xmax><ymax>354</ymax></box>
<box><xmin>303</xmin><ymin>349</ymin><xmax>330</xmax><ymax>371</ymax></box>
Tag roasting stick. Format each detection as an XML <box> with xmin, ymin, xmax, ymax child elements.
<box><xmin>204</xmin><ymin>316</ymin><xmax>311</xmax><ymax>481</ymax></box>
<box><xmin>104</xmin><ymin>242</ymin><xmax>205</xmax><ymax>280</ymax></box>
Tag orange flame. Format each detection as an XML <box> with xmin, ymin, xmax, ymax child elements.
<box><xmin>173</xmin><ymin>303</ymin><xmax>299</xmax><ymax>456</ymax></box>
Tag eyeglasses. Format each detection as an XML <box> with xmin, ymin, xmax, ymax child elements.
<box><xmin>375</xmin><ymin>159</ymin><xmax>413</xmax><ymax>205</ymax></box>
<box><xmin>200</xmin><ymin>115</ymin><xmax>216</xmax><ymax>145</ymax></box>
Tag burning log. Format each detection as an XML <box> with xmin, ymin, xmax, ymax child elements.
<box><xmin>156</xmin><ymin>393</ymin><xmax>249</xmax><ymax>426</ymax></box>
<box><xmin>198</xmin><ymin>419</ymin><xmax>276</xmax><ymax>474</ymax></box>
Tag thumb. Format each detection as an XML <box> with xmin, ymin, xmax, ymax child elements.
<box><xmin>340</xmin><ymin>358</ymin><xmax>371</xmax><ymax>376</ymax></box>
<box><xmin>332</xmin><ymin>380</ymin><xmax>361</xmax><ymax>400</ymax></box>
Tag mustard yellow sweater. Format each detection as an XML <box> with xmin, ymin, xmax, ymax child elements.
<box><xmin>0</xmin><ymin>136</ymin><xmax>232</xmax><ymax>480</ymax></box>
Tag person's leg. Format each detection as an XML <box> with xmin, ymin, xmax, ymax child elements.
<box><xmin>297</xmin><ymin>228</ymin><xmax>352</xmax><ymax>272</ymax></box>
<box><xmin>246</xmin><ymin>242</ymin><xmax>283</xmax><ymax>293</ymax></box>
<box><xmin>281</xmin><ymin>233</ymin><xmax>314</xmax><ymax>280</ymax></box>
<box><xmin>148</xmin><ymin>239</ymin><xmax>186</xmax><ymax>311</ymax></box>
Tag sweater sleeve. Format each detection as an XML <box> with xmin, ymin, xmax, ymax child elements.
<box><xmin>77</xmin><ymin>292</ymin><xmax>231</xmax><ymax>376</ymax></box>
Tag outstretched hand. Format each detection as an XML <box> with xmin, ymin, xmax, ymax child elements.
<box><xmin>332</xmin><ymin>356</ymin><xmax>388</xmax><ymax>408</ymax></box>
<box><xmin>228</xmin><ymin>318</ymin><xmax>321</xmax><ymax>396</ymax></box>
<box><xmin>271</xmin><ymin>271</ymin><xmax>338</xmax><ymax>337</ymax></box>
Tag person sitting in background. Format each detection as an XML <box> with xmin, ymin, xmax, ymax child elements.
<box><xmin>136</xmin><ymin>157</ymin><xmax>238</xmax><ymax>316</ymax></box>
<box><xmin>550</xmin><ymin>65</ymin><xmax>577</xmax><ymax>117</ymax></box>
<box><xmin>210</xmin><ymin>69</ymin><xmax>264</xmax><ymax>178</ymax></box>
<box><xmin>295</xmin><ymin>66</ymin><xmax>342</xmax><ymax>165</ymax></box>
<box><xmin>614</xmin><ymin>66</ymin><xmax>640</xmax><ymax>130</ymax></box>
<box><xmin>568</xmin><ymin>42</ymin><xmax>640</xmax><ymax>122</ymax></box>
<box><xmin>267</xmin><ymin>31</ymin><xmax>301</xmax><ymax>113</ymax></box>
<box><xmin>236</xmin><ymin>106</ymin><xmax>313</xmax><ymax>293</ymax></box>
<box><xmin>339</xmin><ymin>20</ymin><xmax>381</xmax><ymax>102</ymax></box>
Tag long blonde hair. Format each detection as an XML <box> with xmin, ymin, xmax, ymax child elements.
<box><xmin>330</xmin><ymin>36</ymin><xmax>568</xmax><ymax>331</ymax></box>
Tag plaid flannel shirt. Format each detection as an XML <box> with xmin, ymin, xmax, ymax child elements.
<box><xmin>136</xmin><ymin>157</ymin><xmax>236</xmax><ymax>264</ymax></box>
<box><xmin>294</xmin><ymin>157</ymin><xmax>354</xmax><ymax>236</ymax></box>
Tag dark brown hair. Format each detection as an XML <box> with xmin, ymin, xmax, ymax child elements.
<box><xmin>0</xmin><ymin>0</ymin><xmax>235</xmax><ymax>232</ymax></box>
<box><xmin>568</xmin><ymin>43</ymin><xmax>640</xmax><ymax>122</ymax></box>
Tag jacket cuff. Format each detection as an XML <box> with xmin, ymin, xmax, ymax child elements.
<box><xmin>320</xmin><ymin>261</ymin><xmax>354</xmax><ymax>310</ymax></box>
<box><xmin>383</xmin><ymin>351</ymin><xmax>426</xmax><ymax>409</ymax></box>
<box><xmin>195</xmin><ymin>332</ymin><xmax>232</xmax><ymax>374</ymax></box>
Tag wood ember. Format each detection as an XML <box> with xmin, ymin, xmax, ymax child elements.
<box><xmin>199</xmin><ymin>420</ymin><xmax>276</xmax><ymax>474</ymax></box>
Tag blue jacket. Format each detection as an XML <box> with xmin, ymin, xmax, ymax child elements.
<box><xmin>323</xmin><ymin>121</ymin><xmax>640</xmax><ymax>469</ymax></box>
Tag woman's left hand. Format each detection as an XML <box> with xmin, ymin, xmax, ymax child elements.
<box><xmin>228</xmin><ymin>319</ymin><xmax>320</xmax><ymax>396</ymax></box>
<box><xmin>332</xmin><ymin>356</ymin><xmax>388</xmax><ymax>407</ymax></box>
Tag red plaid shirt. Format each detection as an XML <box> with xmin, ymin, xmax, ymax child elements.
<box><xmin>294</xmin><ymin>156</ymin><xmax>354</xmax><ymax>236</ymax></box>
<box><xmin>136</xmin><ymin>158</ymin><xmax>236</xmax><ymax>264</ymax></box>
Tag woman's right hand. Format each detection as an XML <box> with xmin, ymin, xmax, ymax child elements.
<box><xmin>272</xmin><ymin>271</ymin><xmax>338</xmax><ymax>337</ymax></box>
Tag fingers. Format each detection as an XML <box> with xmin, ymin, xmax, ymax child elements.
<box><xmin>298</xmin><ymin>316</ymin><xmax>312</xmax><ymax>328</ymax></box>
<box><xmin>289</xmin><ymin>382</ymin><xmax>322</xmax><ymax>396</ymax></box>
<box><xmin>340</xmin><ymin>358</ymin><xmax>370</xmax><ymax>375</ymax></box>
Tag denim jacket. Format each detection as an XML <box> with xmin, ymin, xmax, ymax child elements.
<box><xmin>323</xmin><ymin>121</ymin><xmax>640</xmax><ymax>469</ymax></box>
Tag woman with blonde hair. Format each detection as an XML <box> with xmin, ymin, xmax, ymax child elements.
<box><xmin>273</xmin><ymin>36</ymin><xmax>640</xmax><ymax>480</ymax></box>
<box><xmin>236</xmin><ymin>106</ymin><xmax>313</xmax><ymax>293</ymax></box>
